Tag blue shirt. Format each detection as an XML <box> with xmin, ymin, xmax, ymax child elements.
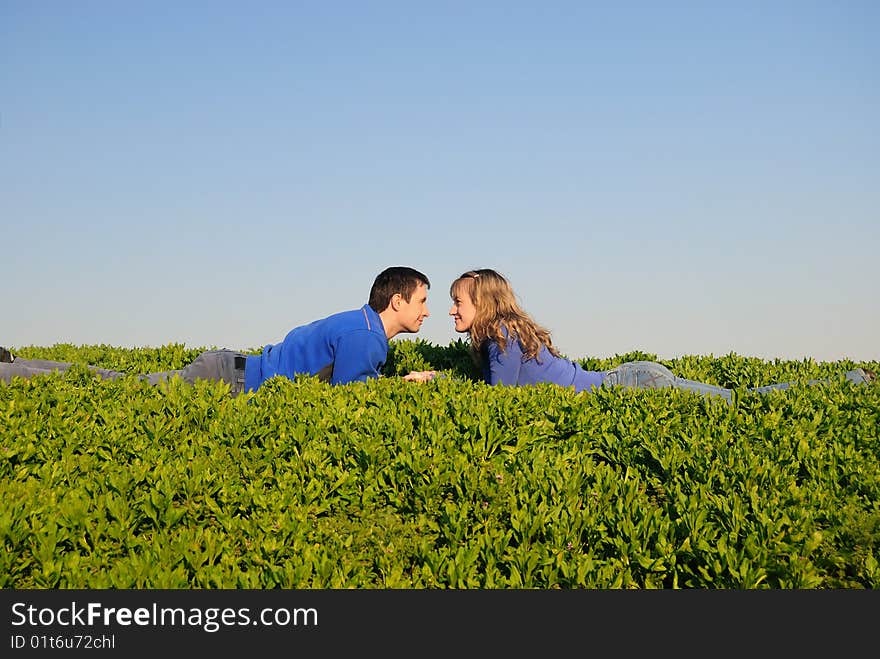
<box><xmin>244</xmin><ymin>305</ymin><xmax>388</xmax><ymax>392</ymax></box>
<box><xmin>482</xmin><ymin>327</ymin><xmax>605</xmax><ymax>393</ymax></box>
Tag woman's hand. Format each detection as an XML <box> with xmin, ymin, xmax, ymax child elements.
<box><xmin>403</xmin><ymin>370</ymin><xmax>438</xmax><ymax>382</ymax></box>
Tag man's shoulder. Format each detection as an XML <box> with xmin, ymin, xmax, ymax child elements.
<box><xmin>322</xmin><ymin>306</ymin><xmax>364</xmax><ymax>322</ymax></box>
<box><xmin>310</xmin><ymin>306</ymin><xmax>365</xmax><ymax>327</ymax></box>
<box><xmin>321</xmin><ymin>306</ymin><xmax>384</xmax><ymax>339</ymax></box>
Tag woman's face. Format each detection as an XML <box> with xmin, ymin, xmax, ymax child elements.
<box><xmin>449</xmin><ymin>283</ymin><xmax>477</xmax><ymax>333</ymax></box>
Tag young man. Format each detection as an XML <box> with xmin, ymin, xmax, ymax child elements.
<box><xmin>0</xmin><ymin>266</ymin><xmax>432</xmax><ymax>395</ymax></box>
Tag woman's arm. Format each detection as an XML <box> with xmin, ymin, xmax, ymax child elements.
<box><xmin>483</xmin><ymin>338</ymin><xmax>524</xmax><ymax>386</ymax></box>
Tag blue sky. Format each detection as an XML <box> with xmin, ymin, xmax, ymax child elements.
<box><xmin>3</xmin><ymin>1</ymin><xmax>878</xmax><ymax>362</ymax></box>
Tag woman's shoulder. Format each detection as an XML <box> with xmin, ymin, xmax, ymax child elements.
<box><xmin>494</xmin><ymin>325</ymin><xmax>525</xmax><ymax>355</ymax></box>
<box><xmin>497</xmin><ymin>323</ymin><xmax>517</xmax><ymax>341</ymax></box>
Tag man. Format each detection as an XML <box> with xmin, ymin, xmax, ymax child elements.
<box><xmin>1</xmin><ymin>266</ymin><xmax>432</xmax><ymax>395</ymax></box>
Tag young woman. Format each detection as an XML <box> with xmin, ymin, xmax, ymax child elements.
<box><xmin>447</xmin><ymin>268</ymin><xmax>874</xmax><ymax>403</ymax></box>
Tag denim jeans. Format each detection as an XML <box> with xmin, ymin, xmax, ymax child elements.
<box><xmin>601</xmin><ymin>360</ymin><xmax>872</xmax><ymax>404</ymax></box>
<box><xmin>602</xmin><ymin>361</ymin><xmax>733</xmax><ymax>403</ymax></box>
<box><xmin>0</xmin><ymin>349</ymin><xmax>247</xmax><ymax>395</ymax></box>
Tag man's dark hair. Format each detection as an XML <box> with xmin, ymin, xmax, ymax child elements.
<box><xmin>368</xmin><ymin>266</ymin><xmax>431</xmax><ymax>312</ymax></box>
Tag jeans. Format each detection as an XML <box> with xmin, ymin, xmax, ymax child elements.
<box><xmin>602</xmin><ymin>361</ymin><xmax>733</xmax><ymax>403</ymax></box>
<box><xmin>0</xmin><ymin>349</ymin><xmax>247</xmax><ymax>396</ymax></box>
<box><xmin>601</xmin><ymin>360</ymin><xmax>871</xmax><ymax>404</ymax></box>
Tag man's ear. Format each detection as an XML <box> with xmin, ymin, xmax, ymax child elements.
<box><xmin>389</xmin><ymin>292</ymin><xmax>403</xmax><ymax>311</ymax></box>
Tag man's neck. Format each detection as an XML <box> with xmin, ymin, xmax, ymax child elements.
<box><xmin>377</xmin><ymin>308</ymin><xmax>399</xmax><ymax>339</ymax></box>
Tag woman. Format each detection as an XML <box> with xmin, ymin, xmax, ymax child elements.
<box><xmin>447</xmin><ymin>268</ymin><xmax>874</xmax><ymax>403</ymax></box>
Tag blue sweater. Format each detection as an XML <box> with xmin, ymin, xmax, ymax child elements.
<box><xmin>244</xmin><ymin>305</ymin><xmax>388</xmax><ymax>392</ymax></box>
<box><xmin>482</xmin><ymin>328</ymin><xmax>605</xmax><ymax>393</ymax></box>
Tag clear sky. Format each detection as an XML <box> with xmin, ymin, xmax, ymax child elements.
<box><xmin>3</xmin><ymin>1</ymin><xmax>878</xmax><ymax>362</ymax></box>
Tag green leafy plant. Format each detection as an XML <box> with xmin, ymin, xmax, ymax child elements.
<box><xmin>2</xmin><ymin>342</ymin><xmax>878</xmax><ymax>588</ymax></box>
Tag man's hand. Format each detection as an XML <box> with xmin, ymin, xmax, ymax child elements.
<box><xmin>403</xmin><ymin>370</ymin><xmax>438</xmax><ymax>382</ymax></box>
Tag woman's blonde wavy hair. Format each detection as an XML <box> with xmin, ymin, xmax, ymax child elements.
<box><xmin>450</xmin><ymin>269</ymin><xmax>560</xmax><ymax>362</ymax></box>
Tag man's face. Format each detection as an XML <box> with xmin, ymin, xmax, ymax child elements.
<box><xmin>449</xmin><ymin>283</ymin><xmax>476</xmax><ymax>333</ymax></box>
<box><xmin>398</xmin><ymin>283</ymin><xmax>430</xmax><ymax>333</ymax></box>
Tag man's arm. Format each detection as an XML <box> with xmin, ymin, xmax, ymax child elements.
<box><xmin>331</xmin><ymin>331</ymin><xmax>440</xmax><ymax>385</ymax></box>
<box><xmin>330</xmin><ymin>332</ymin><xmax>388</xmax><ymax>385</ymax></box>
